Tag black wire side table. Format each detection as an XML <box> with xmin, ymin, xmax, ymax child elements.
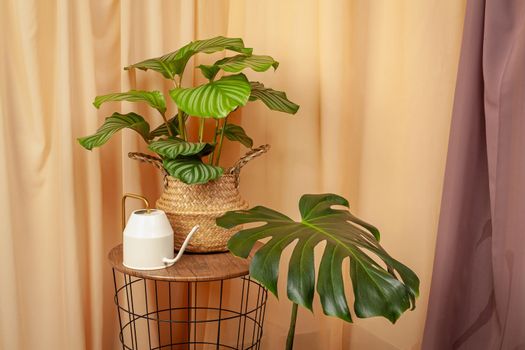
<box><xmin>109</xmin><ymin>245</ymin><xmax>268</xmax><ymax>350</ymax></box>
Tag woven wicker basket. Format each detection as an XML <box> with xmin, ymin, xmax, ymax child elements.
<box><xmin>129</xmin><ymin>145</ymin><xmax>269</xmax><ymax>253</ymax></box>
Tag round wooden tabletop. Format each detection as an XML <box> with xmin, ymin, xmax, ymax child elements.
<box><xmin>108</xmin><ymin>244</ymin><xmax>253</xmax><ymax>282</ymax></box>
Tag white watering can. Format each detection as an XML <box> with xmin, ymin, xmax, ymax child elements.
<box><xmin>121</xmin><ymin>193</ymin><xmax>198</xmax><ymax>270</ymax></box>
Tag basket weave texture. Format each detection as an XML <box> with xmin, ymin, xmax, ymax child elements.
<box><xmin>129</xmin><ymin>144</ymin><xmax>270</xmax><ymax>253</ymax></box>
<box><xmin>156</xmin><ymin>174</ymin><xmax>248</xmax><ymax>252</ymax></box>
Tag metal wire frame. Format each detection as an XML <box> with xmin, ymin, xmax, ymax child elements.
<box><xmin>112</xmin><ymin>269</ymin><xmax>268</xmax><ymax>350</ymax></box>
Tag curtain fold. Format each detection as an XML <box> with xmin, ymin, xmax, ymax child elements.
<box><xmin>0</xmin><ymin>1</ymin><xmax>465</xmax><ymax>349</ymax></box>
<box><xmin>423</xmin><ymin>0</ymin><xmax>525</xmax><ymax>348</ymax></box>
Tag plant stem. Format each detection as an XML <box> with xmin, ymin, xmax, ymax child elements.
<box><xmin>198</xmin><ymin>118</ymin><xmax>205</xmax><ymax>142</ymax></box>
<box><xmin>160</xmin><ymin>111</ymin><xmax>173</xmax><ymax>137</ymax></box>
<box><xmin>177</xmin><ymin>111</ymin><xmax>186</xmax><ymax>140</ymax></box>
<box><xmin>286</xmin><ymin>303</ymin><xmax>298</xmax><ymax>350</ymax></box>
<box><xmin>173</xmin><ymin>74</ymin><xmax>186</xmax><ymax>140</ymax></box>
<box><xmin>214</xmin><ymin>117</ymin><xmax>227</xmax><ymax>166</ymax></box>
<box><xmin>209</xmin><ymin>119</ymin><xmax>220</xmax><ymax>164</ymax></box>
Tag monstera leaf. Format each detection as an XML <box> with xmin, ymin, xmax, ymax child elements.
<box><xmin>149</xmin><ymin>138</ymin><xmax>214</xmax><ymax>159</ymax></box>
<box><xmin>93</xmin><ymin>90</ymin><xmax>166</xmax><ymax>114</ymax></box>
<box><xmin>170</xmin><ymin>74</ymin><xmax>251</xmax><ymax>118</ymax></box>
<box><xmin>126</xmin><ymin>36</ymin><xmax>252</xmax><ymax>79</ymax></box>
<box><xmin>78</xmin><ymin>112</ymin><xmax>150</xmax><ymax>150</ymax></box>
<box><xmin>249</xmin><ymin>82</ymin><xmax>299</xmax><ymax>114</ymax></box>
<box><xmin>222</xmin><ymin>123</ymin><xmax>253</xmax><ymax>148</ymax></box>
<box><xmin>163</xmin><ymin>157</ymin><xmax>223</xmax><ymax>184</ymax></box>
<box><xmin>217</xmin><ymin>193</ymin><xmax>419</xmax><ymax>323</ymax></box>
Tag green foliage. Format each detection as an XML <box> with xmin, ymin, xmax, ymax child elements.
<box><xmin>149</xmin><ymin>116</ymin><xmax>180</xmax><ymax>138</ymax></box>
<box><xmin>217</xmin><ymin>193</ymin><xmax>419</xmax><ymax>324</ymax></box>
<box><xmin>78</xmin><ymin>112</ymin><xmax>150</xmax><ymax>150</ymax></box>
<box><xmin>149</xmin><ymin>139</ymin><xmax>215</xmax><ymax>159</ymax></box>
<box><xmin>126</xmin><ymin>36</ymin><xmax>252</xmax><ymax>80</ymax></box>
<box><xmin>93</xmin><ymin>90</ymin><xmax>166</xmax><ymax>114</ymax></box>
<box><xmin>163</xmin><ymin>157</ymin><xmax>223</xmax><ymax>184</ymax></box>
<box><xmin>169</xmin><ymin>74</ymin><xmax>251</xmax><ymax>118</ymax></box>
<box><xmin>222</xmin><ymin>124</ymin><xmax>253</xmax><ymax>148</ymax></box>
<box><xmin>198</xmin><ymin>55</ymin><xmax>279</xmax><ymax>81</ymax></box>
<box><xmin>80</xmin><ymin>36</ymin><xmax>300</xmax><ymax>184</ymax></box>
<box><xmin>197</xmin><ymin>64</ymin><xmax>221</xmax><ymax>81</ymax></box>
<box><xmin>150</xmin><ymin>138</ymin><xmax>219</xmax><ymax>185</ymax></box>
<box><xmin>249</xmin><ymin>82</ymin><xmax>299</xmax><ymax>114</ymax></box>
<box><xmin>216</xmin><ymin>54</ymin><xmax>279</xmax><ymax>73</ymax></box>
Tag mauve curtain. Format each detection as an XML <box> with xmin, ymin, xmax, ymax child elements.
<box><xmin>423</xmin><ymin>0</ymin><xmax>525</xmax><ymax>349</ymax></box>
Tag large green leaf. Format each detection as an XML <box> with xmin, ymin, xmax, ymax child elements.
<box><xmin>222</xmin><ymin>123</ymin><xmax>253</xmax><ymax>148</ymax></box>
<box><xmin>78</xmin><ymin>112</ymin><xmax>150</xmax><ymax>150</ymax></box>
<box><xmin>149</xmin><ymin>139</ymin><xmax>214</xmax><ymax>159</ymax></box>
<box><xmin>163</xmin><ymin>157</ymin><xmax>223</xmax><ymax>184</ymax></box>
<box><xmin>216</xmin><ymin>54</ymin><xmax>279</xmax><ymax>73</ymax></box>
<box><xmin>198</xmin><ymin>55</ymin><xmax>279</xmax><ymax>81</ymax></box>
<box><xmin>249</xmin><ymin>82</ymin><xmax>299</xmax><ymax>114</ymax></box>
<box><xmin>216</xmin><ymin>194</ymin><xmax>419</xmax><ymax>323</ymax></box>
<box><xmin>93</xmin><ymin>90</ymin><xmax>166</xmax><ymax>114</ymax></box>
<box><xmin>169</xmin><ymin>74</ymin><xmax>251</xmax><ymax>118</ymax></box>
<box><xmin>126</xmin><ymin>36</ymin><xmax>253</xmax><ymax>79</ymax></box>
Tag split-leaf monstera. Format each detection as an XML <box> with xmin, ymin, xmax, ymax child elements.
<box><xmin>216</xmin><ymin>193</ymin><xmax>419</xmax><ymax>349</ymax></box>
<box><xmin>78</xmin><ymin>36</ymin><xmax>299</xmax><ymax>184</ymax></box>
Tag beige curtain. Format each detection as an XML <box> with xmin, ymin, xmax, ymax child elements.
<box><xmin>0</xmin><ymin>0</ymin><xmax>465</xmax><ymax>349</ymax></box>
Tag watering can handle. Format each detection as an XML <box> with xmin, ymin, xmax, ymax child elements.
<box><xmin>121</xmin><ymin>193</ymin><xmax>150</xmax><ymax>231</ymax></box>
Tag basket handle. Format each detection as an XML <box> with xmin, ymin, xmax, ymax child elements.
<box><xmin>228</xmin><ymin>144</ymin><xmax>270</xmax><ymax>176</ymax></box>
<box><xmin>128</xmin><ymin>152</ymin><xmax>168</xmax><ymax>177</ymax></box>
<box><xmin>129</xmin><ymin>144</ymin><xmax>270</xmax><ymax>178</ymax></box>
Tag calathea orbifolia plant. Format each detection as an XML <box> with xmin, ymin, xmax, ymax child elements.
<box><xmin>216</xmin><ymin>193</ymin><xmax>419</xmax><ymax>350</ymax></box>
<box><xmin>78</xmin><ymin>36</ymin><xmax>299</xmax><ymax>184</ymax></box>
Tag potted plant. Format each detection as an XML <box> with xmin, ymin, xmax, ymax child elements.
<box><xmin>217</xmin><ymin>193</ymin><xmax>420</xmax><ymax>349</ymax></box>
<box><xmin>78</xmin><ymin>36</ymin><xmax>299</xmax><ymax>252</ymax></box>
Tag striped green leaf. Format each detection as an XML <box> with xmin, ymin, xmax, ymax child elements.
<box><xmin>78</xmin><ymin>112</ymin><xmax>150</xmax><ymax>150</ymax></box>
<box><xmin>150</xmin><ymin>117</ymin><xmax>180</xmax><ymax>139</ymax></box>
<box><xmin>169</xmin><ymin>74</ymin><xmax>251</xmax><ymax>118</ymax></box>
<box><xmin>150</xmin><ymin>112</ymin><xmax>189</xmax><ymax>139</ymax></box>
<box><xmin>249</xmin><ymin>82</ymin><xmax>299</xmax><ymax>114</ymax></box>
<box><xmin>149</xmin><ymin>139</ymin><xmax>214</xmax><ymax>159</ymax></box>
<box><xmin>163</xmin><ymin>158</ymin><xmax>223</xmax><ymax>184</ymax></box>
<box><xmin>126</xmin><ymin>59</ymin><xmax>175</xmax><ymax>79</ymax></box>
<box><xmin>93</xmin><ymin>90</ymin><xmax>166</xmax><ymax>114</ymax></box>
<box><xmin>126</xmin><ymin>36</ymin><xmax>253</xmax><ymax>79</ymax></box>
<box><xmin>216</xmin><ymin>54</ymin><xmax>279</xmax><ymax>73</ymax></box>
<box><xmin>197</xmin><ymin>64</ymin><xmax>221</xmax><ymax>81</ymax></box>
<box><xmin>223</xmin><ymin>124</ymin><xmax>253</xmax><ymax>148</ymax></box>
<box><xmin>217</xmin><ymin>194</ymin><xmax>419</xmax><ymax>323</ymax></box>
